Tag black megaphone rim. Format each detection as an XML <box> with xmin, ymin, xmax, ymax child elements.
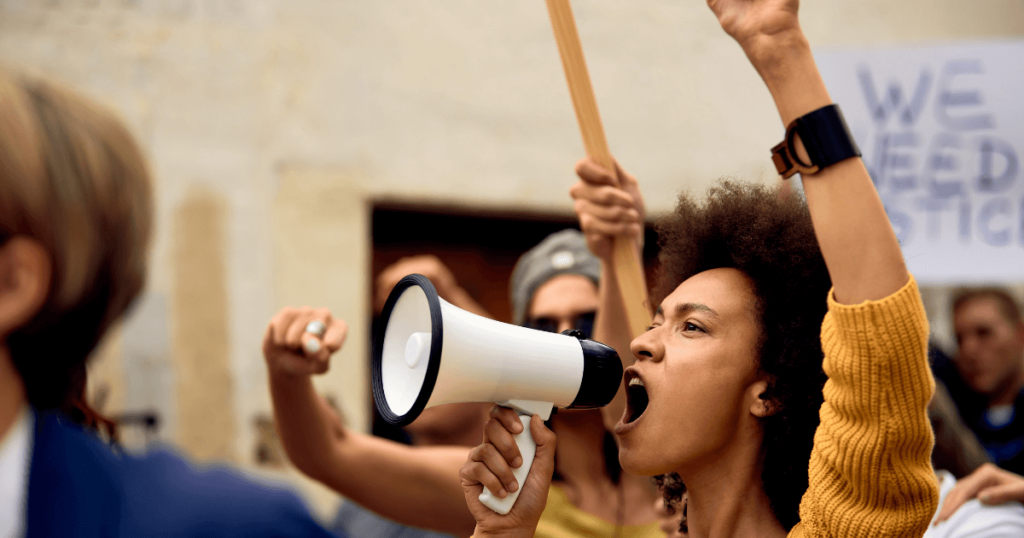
<box><xmin>371</xmin><ymin>273</ymin><xmax>444</xmax><ymax>426</ymax></box>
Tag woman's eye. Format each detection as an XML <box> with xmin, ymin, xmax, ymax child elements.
<box><xmin>683</xmin><ymin>322</ymin><xmax>703</xmax><ymax>332</ymax></box>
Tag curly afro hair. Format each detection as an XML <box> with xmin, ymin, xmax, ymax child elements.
<box><xmin>654</xmin><ymin>473</ymin><xmax>687</xmax><ymax>534</ymax></box>
<box><xmin>652</xmin><ymin>180</ymin><xmax>832</xmax><ymax>530</ymax></box>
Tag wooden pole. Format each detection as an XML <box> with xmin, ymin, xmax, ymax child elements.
<box><xmin>545</xmin><ymin>0</ymin><xmax>652</xmax><ymax>338</ymax></box>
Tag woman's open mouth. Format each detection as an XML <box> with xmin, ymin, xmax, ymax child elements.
<box><xmin>622</xmin><ymin>369</ymin><xmax>649</xmax><ymax>425</ymax></box>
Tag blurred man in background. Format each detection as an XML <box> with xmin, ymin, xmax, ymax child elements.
<box><xmin>942</xmin><ymin>288</ymin><xmax>1024</xmax><ymax>474</ymax></box>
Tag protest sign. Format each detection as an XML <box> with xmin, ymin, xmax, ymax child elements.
<box><xmin>817</xmin><ymin>41</ymin><xmax>1024</xmax><ymax>283</ymax></box>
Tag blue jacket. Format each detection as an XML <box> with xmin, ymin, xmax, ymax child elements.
<box><xmin>25</xmin><ymin>412</ymin><xmax>339</xmax><ymax>538</ymax></box>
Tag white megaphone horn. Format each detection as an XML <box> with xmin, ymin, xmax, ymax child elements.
<box><xmin>371</xmin><ymin>274</ymin><xmax>622</xmax><ymax>515</ymax></box>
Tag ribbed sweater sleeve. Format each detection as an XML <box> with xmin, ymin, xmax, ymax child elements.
<box><xmin>789</xmin><ymin>276</ymin><xmax>939</xmax><ymax>538</ymax></box>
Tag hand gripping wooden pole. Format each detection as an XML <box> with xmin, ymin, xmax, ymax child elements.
<box><xmin>545</xmin><ymin>0</ymin><xmax>652</xmax><ymax>338</ymax></box>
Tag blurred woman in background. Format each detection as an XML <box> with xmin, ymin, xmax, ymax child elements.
<box><xmin>0</xmin><ymin>68</ymin><xmax>332</xmax><ymax>538</ymax></box>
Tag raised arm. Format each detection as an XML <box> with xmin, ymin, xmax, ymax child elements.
<box><xmin>264</xmin><ymin>307</ymin><xmax>475</xmax><ymax>537</ymax></box>
<box><xmin>570</xmin><ymin>158</ymin><xmax>646</xmax><ymax>431</ymax></box>
<box><xmin>374</xmin><ymin>255</ymin><xmax>492</xmax><ymax>318</ymax></box>
<box><xmin>708</xmin><ymin>0</ymin><xmax>907</xmax><ymax>304</ymax></box>
<box><xmin>708</xmin><ymin>3</ymin><xmax>939</xmax><ymax>536</ymax></box>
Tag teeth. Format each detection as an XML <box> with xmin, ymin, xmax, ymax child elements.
<box><xmin>628</xmin><ymin>377</ymin><xmax>644</xmax><ymax>387</ymax></box>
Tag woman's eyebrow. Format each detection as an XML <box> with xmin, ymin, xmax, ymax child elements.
<box><xmin>654</xmin><ymin>303</ymin><xmax>719</xmax><ymax>319</ymax></box>
<box><xmin>675</xmin><ymin>302</ymin><xmax>720</xmax><ymax>320</ymax></box>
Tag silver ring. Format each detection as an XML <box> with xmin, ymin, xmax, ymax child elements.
<box><xmin>303</xmin><ymin>338</ymin><xmax>322</xmax><ymax>355</ymax></box>
<box><xmin>305</xmin><ymin>320</ymin><xmax>326</xmax><ymax>338</ymax></box>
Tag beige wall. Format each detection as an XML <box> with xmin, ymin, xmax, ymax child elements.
<box><xmin>3</xmin><ymin>0</ymin><xmax>1022</xmax><ymax>517</ymax></box>
<box><xmin>171</xmin><ymin>189</ymin><xmax>236</xmax><ymax>461</ymax></box>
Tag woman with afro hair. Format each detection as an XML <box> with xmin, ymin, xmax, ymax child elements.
<box><xmin>458</xmin><ymin>0</ymin><xmax>940</xmax><ymax>537</ymax></box>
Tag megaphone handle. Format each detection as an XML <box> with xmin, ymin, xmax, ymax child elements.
<box><xmin>478</xmin><ymin>414</ymin><xmax>535</xmax><ymax>515</ymax></box>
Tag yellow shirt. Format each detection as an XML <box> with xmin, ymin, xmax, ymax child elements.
<box><xmin>535</xmin><ymin>485</ymin><xmax>664</xmax><ymax>538</ymax></box>
<box><xmin>791</xmin><ymin>277</ymin><xmax>939</xmax><ymax>537</ymax></box>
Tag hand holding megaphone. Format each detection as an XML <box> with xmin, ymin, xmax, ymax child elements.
<box><xmin>460</xmin><ymin>409</ymin><xmax>556</xmax><ymax>535</ymax></box>
<box><xmin>372</xmin><ymin>274</ymin><xmax>622</xmax><ymax>515</ymax></box>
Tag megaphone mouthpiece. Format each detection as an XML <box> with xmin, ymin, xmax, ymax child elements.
<box><xmin>566</xmin><ymin>333</ymin><xmax>623</xmax><ymax>409</ymax></box>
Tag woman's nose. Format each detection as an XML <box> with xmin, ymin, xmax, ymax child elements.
<box><xmin>630</xmin><ymin>329</ymin><xmax>661</xmax><ymax>363</ymax></box>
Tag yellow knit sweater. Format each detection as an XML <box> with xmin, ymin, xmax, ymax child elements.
<box><xmin>535</xmin><ymin>485</ymin><xmax>664</xmax><ymax>538</ymax></box>
<box><xmin>789</xmin><ymin>276</ymin><xmax>939</xmax><ymax>538</ymax></box>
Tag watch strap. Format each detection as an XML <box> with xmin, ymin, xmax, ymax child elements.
<box><xmin>771</xmin><ymin>104</ymin><xmax>861</xmax><ymax>179</ymax></box>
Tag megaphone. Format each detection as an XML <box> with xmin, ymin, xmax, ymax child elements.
<box><xmin>372</xmin><ymin>274</ymin><xmax>622</xmax><ymax>514</ymax></box>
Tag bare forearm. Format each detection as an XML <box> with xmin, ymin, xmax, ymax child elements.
<box><xmin>268</xmin><ymin>374</ymin><xmax>474</xmax><ymax>535</ymax></box>
<box><xmin>328</xmin><ymin>438</ymin><xmax>476</xmax><ymax>536</ymax></box>
<box><xmin>445</xmin><ymin>286</ymin><xmax>493</xmax><ymax>319</ymax></box>
<box><xmin>269</xmin><ymin>374</ymin><xmax>343</xmax><ymax>475</ymax></box>
<box><xmin>593</xmin><ymin>260</ymin><xmax>634</xmax><ymax>431</ymax></box>
<box><xmin>752</xmin><ymin>32</ymin><xmax>908</xmax><ymax>304</ymax></box>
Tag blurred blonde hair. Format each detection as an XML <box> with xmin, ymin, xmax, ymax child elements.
<box><xmin>0</xmin><ymin>68</ymin><xmax>152</xmax><ymax>416</ymax></box>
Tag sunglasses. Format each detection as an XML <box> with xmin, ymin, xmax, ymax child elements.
<box><xmin>524</xmin><ymin>310</ymin><xmax>596</xmax><ymax>339</ymax></box>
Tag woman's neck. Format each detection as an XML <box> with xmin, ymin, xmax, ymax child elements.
<box><xmin>676</xmin><ymin>441</ymin><xmax>788</xmax><ymax>538</ymax></box>
<box><xmin>0</xmin><ymin>346</ymin><xmax>27</xmax><ymax>442</ymax></box>
<box><xmin>551</xmin><ymin>410</ymin><xmax>659</xmax><ymax>526</ymax></box>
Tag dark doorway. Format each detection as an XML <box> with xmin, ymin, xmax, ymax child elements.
<box><xmin>369</xmin><ymin>202</ymin><xmax>658</xmax><ymax>442</ymax></box>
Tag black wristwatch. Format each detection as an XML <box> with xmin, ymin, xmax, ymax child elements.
<box><xmin>771</xmin><ymin>104</ymin><xmax>861</xmax><ymax>179</ymax></box>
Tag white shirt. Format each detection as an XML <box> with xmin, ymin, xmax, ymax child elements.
<box><xmin>0</xmin><ymin>407</ymin><xmax>33</xmax><ymax>538</ymax></box>
<box><xmin>926</xmin><ymin>470</ymin><xmax>1024</xmax><ymax>538</ymax></box>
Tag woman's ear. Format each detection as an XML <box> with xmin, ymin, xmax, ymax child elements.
<box><xmin>0</xmin><ymin>237</ymin><xmax>51</xmax><ymax>338</ymax></box>
<box><xmin>748</xmin><ymin>378</ymin><xmax>777</xmax><ymax>418</ymax></box>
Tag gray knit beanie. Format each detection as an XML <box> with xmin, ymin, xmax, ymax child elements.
<box><xmin>510</xmin><ymin>229</ymin><xmax>601</xmax><ymax>326</ymax></box>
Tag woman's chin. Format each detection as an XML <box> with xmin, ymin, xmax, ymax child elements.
<box><xmin>618</xmin><ymin>447</ymin><xmax>672</xmax><ymax>477</ymax></box>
